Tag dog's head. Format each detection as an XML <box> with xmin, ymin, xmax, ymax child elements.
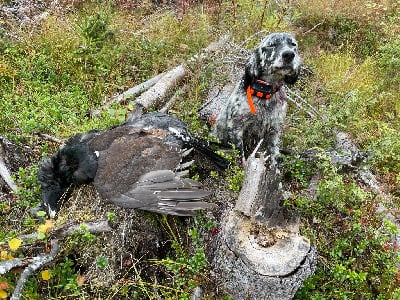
<box><xmin>244</xmin><ymin>32</ymin><xmax>301</xmax><ymax>87</ymax></box>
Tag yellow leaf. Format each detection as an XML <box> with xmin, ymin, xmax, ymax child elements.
<box><xmin>77</xmin><ymin>274</ymin><xmax>86</xmax><ymax>286</ymax></box>
<box><xmin>0</xmin><ymin>282</ymin><xmax>8</xmax><ymax>289</ymax></box>
<box><xmin>0</xmin><ymin>289</ymin><xmax>7</xmax><ymax>299</ymax></box>
<box><xmin>8</xmin><ymin>238</ymin><xmax>22</xmax><ymax>251</ymax></box>
<box><xmin>38</xmin><ymin>220</ymin><xmax>54</xmax><ymax>233</ymax></box>
<box><xmin>0</xmin><ymin>251</ymin><xmax>13</xmax><ymax>260</ymax></box>
<box><xmin>38</xmin><ymin>225</ymin><xmax>46</xmax><ymax>233</ymax></box>
<box><xmin>45</xmin><ymin>220</ymin><xmax>54</xmax><ymax>231</ymax></box>
<box><xmin>0</xmin><ymin>251</ymin><xmax>8</xmax><ymax>260</ymax></box>
<box><xmin>41</xmin><ymin>270</ymin><xmax>51</xmax><ymax>281</ymax></box>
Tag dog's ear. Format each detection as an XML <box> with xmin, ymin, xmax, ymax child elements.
<box><xmin>243</xmin><ymin>50</ymin><xmax>261</xmax><ymax>88</ymax></box>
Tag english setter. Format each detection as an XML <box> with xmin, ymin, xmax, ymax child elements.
<box><xmin>212</xmin><ymin>32</ymin><xmax>301</xmax><ymax>166</ymax></box>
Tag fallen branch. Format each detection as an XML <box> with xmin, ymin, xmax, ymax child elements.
<box><xmin>90</xmin><ymin>72</ymin><xmax>166</xmax><ymax>117</ymax></box>
<box><xmin>1</xmin><ymin>220</ymin><xmax>112</xmax><ymax>300</ymax></box>
<box><xmin>110</xmin><ymin>34</ymin><xmax>231</xmax><ymax>118</ymax></box>
<box><xmin>134</xmin><ymin>64</ymin><xmax>187</xmax><ymax>110</ymax></box>
<box><xmin>10</xmin><ymin>239</ymin><xmax>60</xmax><ymax>300</ymax></box>
<box><xmin>286</xmin><ymin>94</ymin><xmax>316</xmax><ymax>118</ymax></box>
<box><xmin>159</xmin><ymin>85</ymin><xmax>188</xmax><ymax>113</ymax></box>
<box><xmin>0</xmin><ymin>157</ymin><xmax>17</xmax><ymax>192</ymax></box>
<box><xmin>15</xmin><ymin>220</ymin><xmax>112</xmax><ymax>243</ymax></box>
<box><xmin>129</xmin><ymin>34</ymin><xmax>230</xmax><ymax>114</ymax></box>
<box><xmin>0</xmin><ymin>139</ymin><xmax>17</xmax><ymax>192</ymax></box>
<box><xmin>51</xmin><ymin>219</ymin><xmax>112</xmax><ymax>239</ymax></box>
<box><xmin>286</xmin><ymin>87</ymin><xmax>321</xmax><ymax>118</ymax></box>
<box><xmin>36</xmin><ymin>133</ymin><xmax>63</xmax><ymax>144</ymax></box>
<box><xmin>0</xmin><ymin>258</ymin><xmax>26</xmax><ymax>275</ymax></box>
<box><xmin>303</xmin><ymin>21</ymin><xmax>325</xmax><ymax>35</ymax></box>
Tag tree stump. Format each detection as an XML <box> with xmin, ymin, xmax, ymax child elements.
<box><xmin>213</xmin><ymin>147</ymin><xmax>317</xmax><ymax>299</ymax></box>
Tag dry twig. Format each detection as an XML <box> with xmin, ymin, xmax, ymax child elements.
<box><xmin>10</xmin><ymin>239</ymin><xmax>60</xmax><ymax>300</ymax></box>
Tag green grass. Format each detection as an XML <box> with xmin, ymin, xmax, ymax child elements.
<box><xmin>1</xmin><ymin>0</ymin><xmax>400</xmax><ymax>298</ymax></box>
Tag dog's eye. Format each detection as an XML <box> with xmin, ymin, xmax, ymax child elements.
<box><xmin>290</xmin><ymin>42</ymin><xmax>297</xmax><ymax>47</ymax></box>
<box><xmin>261</xmin><ymin>46</ymin><xmax>273</xmax><ymax>53</ymax></box>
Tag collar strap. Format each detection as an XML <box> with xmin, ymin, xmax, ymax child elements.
<box><xmin>246</xmin><ymin>79</ymin><xmax>282</xmax><ymax>114</ymax></box>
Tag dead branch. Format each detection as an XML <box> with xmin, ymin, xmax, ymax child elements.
<box><xmin>286</xmin><ymin>94</ymin><xmax>316</xmax><ymax>118</ymax></box>
<box><xmin>130</xmin><ymin>35</ymin><xmax>231</xmax><ymax>113</ymax></box>
<box><xmin>90</xmin><ymin>72</ymin><xmax>166</xmax><ymax>117</ymax></box>
<box><xmin>124</xmin><ymin>35</ymin><xmax>231</xmax><ymax>117</ymax></box>
<box><xmin>15</xmin><ymin>220</ymin><xmax>112</xmax><ymax>243</ymax></box>
<box><xmin>36</xmin><ymin>133</ymin><xmax>63</xmax><ymax>144</ymax></box>
<box><xmin>51</xmin><ymin>219</ymin><xmax>112</xmax><ymax>239</ymax></box>
<box><xmin>10</xmin><ymin>239</ymin><xmax>60</xmax><ymax>300</ymax></box>
<box><xmin>0</xmin><ymin>157</ymin><xmax>17</xmax><ymax>192</ymax></box>
<box><xmin>0</xmin><ymin>258</ymin><xmax>26</xmax><ymax>275</ymax></box>
<box><xmin>1</xmin><ymin>220</ymin><xmax>112</xmax><ymax>300</ymax></box>
<box><xmin>286</xmin><ymin>87</ymin><xmax>321</xmax><ymax>118</ymax></box>
<box><xmin>0</xmin><ymin>141</ymin><xmax>17</xmax><ymax>192</ymax></box>
<box><xmin>238</xmin><ymin>30</ymin><xmax>267</xmax><ymax>48</ymax></box>
<box><xmin>303</xmin><ymin>21</ymin><xmax>325</xmax><ymax>34</ymax></box>
<box><xmin>159</xmin><ymin>85</ymin><xmax>188</xmax><ymax>113</ymax></box>
<box><xmin>134</xmin><ymin>64</ymin><xmax>187</xmax><ymax>110</ymax></box>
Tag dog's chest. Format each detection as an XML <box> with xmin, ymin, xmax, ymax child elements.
<box><xmin>232</xmin><ymin>90</ymin><xmax>286</xmax><ymax>126</ymax></box>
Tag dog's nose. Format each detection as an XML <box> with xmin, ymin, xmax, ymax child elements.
<box><xmin>282</xmin><ymin>50</ymin><xmax>295</xmax><ymax>63</ymax></box>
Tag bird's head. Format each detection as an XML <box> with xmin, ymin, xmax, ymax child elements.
<box><xmin>37</xmin><ymin>142</ymin><xmax>98</xmax><ymax>218</ymax></box>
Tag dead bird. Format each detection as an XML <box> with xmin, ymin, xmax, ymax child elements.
<box><xmin>37</xmin><ymin>112</ymin><xmax>229</xmax><ymax>217</ymax></box>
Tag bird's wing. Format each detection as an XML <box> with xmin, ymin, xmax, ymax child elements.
<box><xmin>93</xmin><ymin>128</ymin><xmax>213</xmax><ymax>216</ymax></box>
<box><xmin>108</xmin><ymin>170</ymin><xmax>212</xmax><ymax>216</ymax></box>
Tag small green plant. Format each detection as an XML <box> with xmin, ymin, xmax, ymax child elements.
<box><xmin>161</xmin><ymin>227</ymin><xmax>207</xmax><ymax>290</ymax></box>
<box><xmin>377</xmin><ymin>35</ymin><xmax>400</xmax><ymax>88</ymax></box>
<box><xmin>67</xmin><ymin>224</ymin><xmax>97</xmax><ymax>248</ymax></box>
<box><xmin>14</xmin><ymin>165</ymin><xmax>41</xmax><ymax>208</ymax></box>
<box><xmin>106</xmin><ymin>211</ymin><xmax>116</xmax><ymax>222</ymax></box>
<box><xmin>49</xmin><ymin>258</ymin><xmax>82</xmax><ymax>296</ymax></box>
<box><xmin>226</xmin><ymin>165</ymin><xmax>244</xmax><ymax>192</ymax></box>
<box><xmin>96</xmin><ymin>256</ymin><xmax>109</xmax><ymax>269</ymax></box>
<box><xmin>151</xmin><ymin>215</ymin><xmax>213</xmax><ymax>298</ymax></box>
<box><xmin>75</xmin><ymin>10</ymin><xmax>115</xmax><ymax>53</ymax></box>
<box><xmin>281</xmin><ymin>154</ymin><xmax>314</xmax><ymax>187</ymax></box>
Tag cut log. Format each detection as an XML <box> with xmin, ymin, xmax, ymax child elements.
<box><xmin>90</xmin><ymin>72</ymin><xmax>166</xmax><ymax>117</ymax></box>
<box><xmin>134</xmin><ymin>64</ymin><xmax>187</xmax><ymax>110</ymax></box>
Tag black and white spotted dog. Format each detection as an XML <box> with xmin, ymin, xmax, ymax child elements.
<box><xmin>212</xmin><ymin>32</ymin><xmax>301</xmax><ymax>166</ymax></box>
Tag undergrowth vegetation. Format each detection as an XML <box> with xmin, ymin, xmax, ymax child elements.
<box><xmin>0</xmin><ymin>0</ymin><xmax>399</xmax><ymax>299</ymax></box>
